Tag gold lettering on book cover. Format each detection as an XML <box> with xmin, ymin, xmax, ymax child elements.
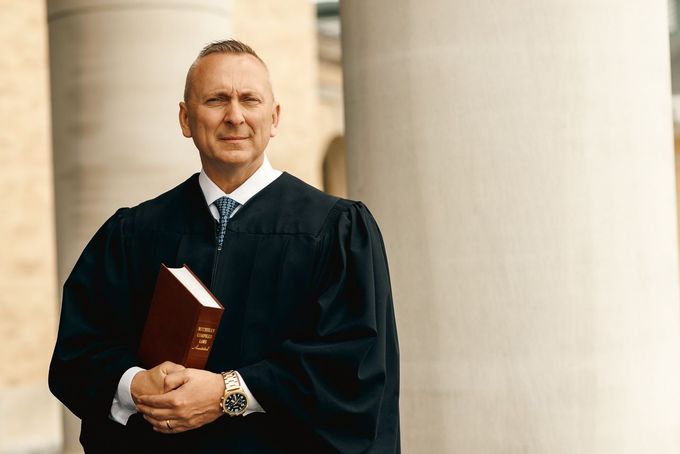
<box><xmin>191</xmin><ymin>326</ymin><xmax>214</xmax><ymax>351</ymax></box>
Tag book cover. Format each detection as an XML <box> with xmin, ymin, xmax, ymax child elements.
<box><xmin>137</xmin><ymin>264</ymin><xmax>224</xmax><ymax>369</ymax></box>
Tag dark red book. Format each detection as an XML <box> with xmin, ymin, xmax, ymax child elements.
<box><xmin>137</xmin><ymin>264</ymin><xmax>224</xmax><ymax>369</ymax></box>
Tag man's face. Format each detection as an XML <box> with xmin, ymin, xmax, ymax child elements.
<box><xmin>179</xmin><ymin>53</ymin><xmax>280</xmax><ymax>175</ymax></box>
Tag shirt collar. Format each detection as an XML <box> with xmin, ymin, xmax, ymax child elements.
<box><xmin>198</xmin><ymin>155</ymin><xmax>282</xmax><ymax>208</ymax></box>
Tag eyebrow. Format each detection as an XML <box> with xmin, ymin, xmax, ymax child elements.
<box><xmin>204</xmin><ymin>89</ymin><xmax>264</xmax><ymax>99</ymax></box>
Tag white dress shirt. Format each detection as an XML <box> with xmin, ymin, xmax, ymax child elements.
<box><xmin>110</xmin><ymin>155</ymin><xmax>282</xmax><ymax>425</ymax></box>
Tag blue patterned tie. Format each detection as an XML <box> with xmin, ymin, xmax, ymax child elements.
<box><xmin>215</xmin><ymin>196</ymin><xmax>238</xmax><ymax>250</ymax></box>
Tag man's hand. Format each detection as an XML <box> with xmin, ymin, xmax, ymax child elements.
<box><xmin>130</xmin><ymin>361</ymin><xmax>186</xmax><ymax>404</ymax></box>
<box><xmin>135</xmin><ymin>368</ymin><xmax>225</xmax><ymax>434</ymax></box>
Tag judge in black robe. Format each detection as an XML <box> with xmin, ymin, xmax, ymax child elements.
<box><xmin>49</xmin><ymin>39</ymin><xmax>399</xmax><ymax>453</ymax></box>
<box><xmin>49</xmin><ymin>172</ymin><xmax>400</xmax><ymax>453</ymax></box>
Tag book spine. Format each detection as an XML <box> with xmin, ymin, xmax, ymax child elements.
<box><xmin>184</xmin><ymin>309</ymin><xmax>222</xmax><ymax>369</ymax></box>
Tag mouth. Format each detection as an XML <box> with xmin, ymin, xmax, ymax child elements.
<box><xmin>219</xmin><ymin>136</ymin><xmax>249</xmax><ymax>142</ymax></box>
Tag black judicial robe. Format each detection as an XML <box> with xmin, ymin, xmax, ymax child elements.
<box><xmin>49</xmin><ymin>172</ymin><xmax>400</xmax><ymax>453</ymax></box>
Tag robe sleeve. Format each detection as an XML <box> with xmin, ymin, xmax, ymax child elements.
<box><xmin>238</xmin><ymin>201</ymin><xmax>400</xmax><ymax>453</ymax></box>
<box><xmin>49</xmin><ymin>208</ymin><xmax>140</xmax><ymax>421</ymax></box>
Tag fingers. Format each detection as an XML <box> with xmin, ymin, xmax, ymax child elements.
<box><xmin>137</xmin><ymin>393</ymin><xmax>189</xmax><ymax>433</ymax></box>
<box><xmin>137</xmin><ymin>389</ymin><xmax>181</xmax><ymax>409</ymax></box>
<box><xmin>136</xmin><ymin>369</ymin><xmax>224</xmax><ymax>435</ymax></box>
<box><xmin>143</xmin><ymin>414</ymin><xmax>188</xmax><ymax>434</ymax></box>
<box><xmin>143</xmin><ymin>413</ymin><xmax>218</xmax><ymax>435</ymax></box>
<box><xmin>163</xmin><ymin>370</ymin><xmax>189</xmax><ymax>393</ymax></box>
<box><xmin>130</xmin><ymin>363</ymin><xmax>187</xmax><ymax>400</ymax></box>
<box><xmin>134</xmin><ymin>369</ymin><xmax>191</xmax><ymax>408</ymax></box>
<box><xmin>159</xmin><ymin>361</ymin><xmax>185</xmax><ymax>376</ymax></box>
<box><xmin>136</xmin><ymin>402</ymin><xmax>177</xmax><ymax>420</ymax></box>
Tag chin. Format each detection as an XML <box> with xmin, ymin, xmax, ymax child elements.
<box><xmin>211</xmin><ymin>151</ymin><xmax>263</xmax><ymax>169</ymax></box>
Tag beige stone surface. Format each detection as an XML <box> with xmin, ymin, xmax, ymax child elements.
<box><xmin>0</xmin><ymin>1</ymin><xmax>60</xmax><ymax>453</ymax></box>
<box><xmin>47</xmin><ymin>0</ymin><xmax>226</xmax><ymax>12</ymax></box>
<box><xmin>318</xmin><ymin>32</ymin><xmax>345</xmax><ymax>144</ymax></box>
<box><xmin>322</xmin><ymin>136</ymin><xmax>347</xmax><ymax>198</ymax></box>
<box><xmin>0</xmin><ymin>383</ymin><xmax>61</xmax><ymax>453</ymax></box>
<box><xmin>0</xmin><ymin>0</ymin><xmax>57</xmax><ymax>389</ymax></box>
<box><xmin>676</xmin><ymin>135</ymin><xmax>680</xmax><ymax>252</ymax></box>
<box><xmin>318</xmin><ymin>56</ymin><xmax>346</xmax><ymax>195</ymax></box>
<box><xmin>343</xmin><ymin>0</ymin><xmax>680</xmax><ymax>452</ymax></box>
<box><xmin>233</xmin><ymin>0</ymin><xmax>322</xmax><ymax>187</ymax></box>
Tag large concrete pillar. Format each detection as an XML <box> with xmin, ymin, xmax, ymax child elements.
<box><xmin>342</xmin><ymin>1</ymin><xmax>680</xmax><ymax>452</ymax></box>
<box><xmin>0</xmin><ymin>1</ymin><xmax>60</xmax><ymax>453</ymax></box>
<box><xmin>47</xmin><ymin>1</ymin><xmax>231</xmax><ymax>451</ymax></box>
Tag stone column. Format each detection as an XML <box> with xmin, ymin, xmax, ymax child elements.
<box><xmin>0</xmin><ymin>1</ymin><xmax>60</xmax><ymax>453</ymax></box>
<box><xmin>47</xmin><ymin>1</ymin><xmax>231</xmax><ymax>451</ymax></box>
<box><xmin>342</xmin><ymin>1</ymin><xmax>680</xmax><ymax>452</ymax></box>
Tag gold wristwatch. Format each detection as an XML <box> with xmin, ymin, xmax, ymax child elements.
<box><xmin>220</xmin><ymin>370</ymin><xmax>248</xmax><ymax>416</ymax></box>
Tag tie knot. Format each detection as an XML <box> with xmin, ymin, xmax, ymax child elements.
<box><xmin>215</xmin><ymin>196</ymin><xmax>238</xmax><ymax>222</ymax></box>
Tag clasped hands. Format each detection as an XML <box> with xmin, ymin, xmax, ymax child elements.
<box><xmin>131</xmin><ymin>361</ymin><xmax>225</xmax><ymax>434</ymax></box>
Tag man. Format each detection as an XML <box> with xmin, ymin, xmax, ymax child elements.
<box><xmin>49</xmin><ymin>40</ymin><xmax>400</xmax><ymax>453</ymax></box>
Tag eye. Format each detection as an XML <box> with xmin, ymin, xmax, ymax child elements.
<box><xmin>206</xmin><ymin>96</ymin><xmax>228</xmax><ymax>105</ymax></box>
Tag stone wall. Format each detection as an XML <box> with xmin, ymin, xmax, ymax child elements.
<box><xmin>0</xmin><ymin>1</ymin><xmax>61</xmax><ymax>452</ymax></box>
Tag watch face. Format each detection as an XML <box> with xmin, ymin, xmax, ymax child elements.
<box><xmin>224</xmin><ymin>392</ymin><xmax>247</xmax><ymax>414</ymax></box>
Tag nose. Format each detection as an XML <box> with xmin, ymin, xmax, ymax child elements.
<box><xmin>223</xmin><ymin>100</ymin><xmax>245</xmax><ymax>125</ymax></box>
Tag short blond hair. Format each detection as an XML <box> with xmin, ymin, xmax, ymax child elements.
<box><xmin>183</xmin><ymin>39</ymin><xmax>268</xmax><ymax>102</ymax></box>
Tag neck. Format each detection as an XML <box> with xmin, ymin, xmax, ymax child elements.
<box><xmin>203</xmin><ymin>156</ymin><xmax>264</xmax><ymax>194</ymax></box>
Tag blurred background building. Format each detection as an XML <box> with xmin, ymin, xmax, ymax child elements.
<box><xmin>4</xmin><ymin>0</ymin><xmax>680</xmax><ymax>452</ymax></box>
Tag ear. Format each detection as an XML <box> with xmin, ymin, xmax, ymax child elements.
<box><xmin>269</xmin><ymin>102</ymin><xmax>281</xmax><ymax>138</ymax></box>
<box><xmin>178</xmin><ymin>101</ymin><xmax>192</xmax><ymax>138</ymax></box>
